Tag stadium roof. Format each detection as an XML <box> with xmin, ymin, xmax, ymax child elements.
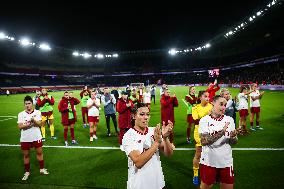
<box><xmin>0</xmin><ymin>1</ymin><xmax>280</xmax><ymax>52</ymax></box>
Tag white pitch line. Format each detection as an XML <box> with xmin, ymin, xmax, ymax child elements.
<box><xmin>0</xmin><ymin>116</ymin><xmax>17</xmax><ymax>118</ymax></box>
<box><xmin>0</xmin><ymin>144</ymin><xmax>283</xmax><ymax>151</ymax></box>
<box><xmin>0</xmin><ymin>118</ymin><xmax>14</xmax><ymax>122</ymax></box>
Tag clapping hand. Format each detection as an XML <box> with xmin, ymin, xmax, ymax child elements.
<box><xmin>154</xmin><ymin>124</ymin><xmax>162</xmax><ymax>144</ymax></box>
<box><xmin>162</xmin><ymin>120</ymin><xmax>173</xmax><ymax>139</ymax></box>
<box><xmin>230</xmin><ymin>130</ymin><xmax>238</xmax><ymax>138</ymax></box>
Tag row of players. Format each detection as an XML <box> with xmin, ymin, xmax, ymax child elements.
<box><xmin>18</xmin><ymin>82</ymin><xmax>264</xmax><ymax>188</ymax></box>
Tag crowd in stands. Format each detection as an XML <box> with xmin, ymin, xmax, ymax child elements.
<box><xmin>0</xmin><ymin>62</ymin><xmax>283</xmax><ymax>94</ymax></box>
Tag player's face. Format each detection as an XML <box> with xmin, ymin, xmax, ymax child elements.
<box><xmin>252</xmin><ymin>84</ymin><xmax>257</xmax><ymax>90</ymax></box>
<box><xmin>42</xmin><ymin>89</ymin><xmax>47</xmax><ymax>95</ymax></box>
<box><xmin>104</xmin><ymin>88</ymin><xmax>110</xmax><ymax>94</ymax></box>
<box><xmin>64</xmin><ymin>93</ymin><xmax>69</xmax><ymax>99</ymax></box>
<box><xmin>122</xmin><ymin>94</ymin><xmax>128</xmax><ymax>100</ymax></box>
<box><xmin>135</xmin><ymin>107</ymin><xmax>150</xmax><ymax>128</ymax></box>
<box><xmin>24</xmin><ymin>101</ymin><xmax>33</xmax><ymax>111</ymax></box>
<box><xmin>91</xmin><ymin>92</ymin><xmax>96</xmax><ymax>99</ymax></box>
<box><xmin>213</xmin><ymin>98</ymin><xmax>227</xmax><ymax>115</ymax></box>
<box><xmin>223</xmin><ymin>91</ymin><xmax>230</xmax><ymax>100</ymax></box>
<box><xmin>84</xmin><ymin>91</ymin><xmax>88</xmax><ymax>96</ymax></box>
<box><xmin>190</xmin><ymin>87</ymin><xmax>195</xmax><ymax>94</ymax></box>
<box><xmin>201</xmin><ymin>92</ymin><xmax>209</xmax><ymax>104</ymax></box>
<box><xmin>164</xmin><ymin>90</ymin><xmax>170</xmax><ymax>96</ymax></box>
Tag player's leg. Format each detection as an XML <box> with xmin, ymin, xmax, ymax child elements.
<box><xmin>200</xmin><ymin>182</ymin><xmax>213</xmax><ymax>189</ymax></box>
<box><xmin>255</xmin><ymin>111</ymin><xmax>263</xmax><ymax>130</ymax></box>
<box><xmin>111</xmin><ymin>113</ymin><xmax>118</xmax><ymax>135</ymax></box>
<box><xmin>70</xmin><ymin>123</ymin><xmax>78</xmax><ymax>144</ymax></box>
<box><xmin>193</xmin><ymin>146</ymin><xmax>202</xmax><ymax>185</ymax></box>
<box><xmin>21</xmin><ymin>149</ymin><xmax>30</xmax><ymax>180</ymax></box>
<box><xmin>64</xmin><ymin>125</ymin><xmax>69</xmax><ymax>146</ymax></box>
<box><xmin>93</xmin><ymin>121</ymin><xmax>98</xmax><ymax>139</ymax></box>
<box><xmin>89</xmin><ymin>121</ymin><xmax>94</xmax><ymax>142</ymax></box>
<box><xmin>186</xmin><ymin>115</ymin><xmax>193</xmax><ymax>143</ymax></box>
<box><xmin>106</xmin><ymin>114</ymin><xmax>111</xmax><ymax>136</ymax></box>
<box><xmin>250</xmin><ymin>111</ymin><xmax>256</xmax><ymax>131</ymax></box>
<box><xmin>82</xmin><ymin>107</ymin><xmax>87</xmax><ymax>128</ymax></box>
<box><xmin>41</xmin><ymin>116</ymin><xmax>47</xmax><ymax>141</ymax></box>
<box><xmin>35</xmin><ymin>146</ymin><xmax>49</xmax><ymax>175</ymax></box>
<box><xmin>220</xmin><ymin>183</ymin><xmax>233</xmax><ymax>189</ymax></box>
<box><xmin>219</xmin><ymin>166</ymin><xmax>234</xmax><ymax>189</ymax></box>
<box><xmin>49</xmin><ymin>115</ymin><xmax>56</xmax><ymax>139</ymax></box>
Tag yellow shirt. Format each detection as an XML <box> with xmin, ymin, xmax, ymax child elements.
<box><xmin>192</xmin><ymin>103</ymin><xmax>213</xmax><ymax>124</ymax></box>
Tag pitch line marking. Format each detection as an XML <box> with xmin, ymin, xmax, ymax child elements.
<box><xmin>0</xmin><ymin>144</ymin><xmax>283</xmax><ymax>151</ymax></box>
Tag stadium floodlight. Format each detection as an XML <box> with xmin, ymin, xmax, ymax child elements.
<box><xmin>168</xmin><ymin>48</ymin><xmax>177</xmax><ymax>55</ymax></box>
<box><xmin>83</xmin><ymin>52</ymin><xmax>92</xmax><ymax>59</ymax></box>
<box><xmin>39</xmin><ymin>43</ymin><xmax>51</xmax><ymax>51</ymax></box>
<box><xmin>97</xmin><ymin>54</ymin><xmax>104</xmax><ymax>59</ymax></box>
<box><xmin>228</xmin><ymin>31</ymin><xmax>233</xmax><ymax>35</ymax></box>
<box><xmin>0</xmin><ymin>32</ymin><xmax>6</xmax><ymax>39</ymax></box>
<box><xmin>256</xmin><ymin>11</ymin><xmax>262</xmax><ymax>16</ymax></box>
<box><xmin>249</xmin><ymin>17</ymin><xmax>253</xmax><ymax>21</ymax></box>
<box><xmin>205</xmin><ymin>43</ymin><xmax>211</xmax><ymax>48</ymax></box>
<box><xmin>72</xmin><ymin>51</ymin><xmax>79</xmax><ymax>56</ymax></box>
<box><xmin>112</xmin><ymin>53</ymin><xmax>118</xmax><ymax>57</ymax></box>
<box><xmin>20</xmin><ymin>38</ymin><xmax>32</xmax><ymax>46</ymax></box>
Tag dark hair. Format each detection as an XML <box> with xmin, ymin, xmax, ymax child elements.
<box><xmin>240</xmin><ymin>85</ymin><xmax>247</xmax><ymax>93</ymax></box>
<box><xmin>64</xmin><ymin>91</ymin><xmax>69</xmax><ymax>94</ymax></box>
<box><xmin>198</xmin><ymin>90</ymin><xmax>207</xmax><ymax>98</ymax></box>
<box><xmin>24</xmin><ymin>95</ymin><xmax>33</xmax><ymax>103</ymax></box>
<box><xmin>131</xmin><ymin>102</ymin><xmax>148</xmax><ymax>114</ymax></box>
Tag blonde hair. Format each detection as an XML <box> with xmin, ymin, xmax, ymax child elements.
<box><xmin>220</xmin><ymin>88</ymin><xmax>229</xmax><ymax>97</ymax></box>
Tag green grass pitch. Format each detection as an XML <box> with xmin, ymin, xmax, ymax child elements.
<box><xmin>0</xmin><ymin>86</ymin><xmax>283</xmax><ymax>189</ymax></box>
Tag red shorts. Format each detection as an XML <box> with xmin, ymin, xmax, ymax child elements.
<box><xmin>200</xmin><ymin>164</ymin><xmax>234</xmax><ymax>185</ymax></box>
<box><xmin>21</xmin><ymin>140</ymin><xmax>43</xmax><ymax>150</ymax></box>
<box><xmin>88</xmin><ymin>116</ymin><xmax>99</xmax><ymax>123</ymax></box>
<box><xmin>250</xmin><ymin>107</ymin><xmax>260</xmax><ymax>113</ymax></box>
<box><xmin>187</xmin><ymin>114</ymin><xmax>194</xmax><ymax>124</ymax></box>
<box><xmin>239</xmin><ymin>109</ymin><xmax>249</xmax><ymax>117</ymax></box>
<box><xmin>67</xmin><ymin>119</ymin><xmax>75</xmax><ymax>126</ymax></box>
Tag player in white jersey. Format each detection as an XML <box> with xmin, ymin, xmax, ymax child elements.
<box><xmin>249</xmin><ymin>83</ymin><xmax>265</xmax><ymax>131</ymax></box>
<box><xmin>143</xmin><ymin>87</ymin><xmax>151</xmax><ymax>110</ymax></box>
<box><xmin>122</xmin><ymin>103</ymin><xmax>174</xmax><ymax>189</ymax></box>
<box><xmin>237</xmin><ymin>86</ymin><xmax>254</xmax><ymax>133</ymax></box>
<box><xmin>87</xmin><ymin>91</ymin><xmax>101</xmax><ymax>142</ymax></box>
<box><xmin>198</xmin><ymin>95</ymin><xmax>238</xmax><ymax>189</ymax></box>
<box><xmin>17</xmin><ymin>96</ymin><xmax>49</xmax><ymax>181</ymax></box>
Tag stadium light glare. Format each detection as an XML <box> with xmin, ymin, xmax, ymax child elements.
<box><xmin>256</xmin><ymin>11</ymin><xmax>262</xmax><ymax>16</ymax></box>
<box><xmin>83</xmin><ymin>52</ymin><xmax>92</xmax><ymax>59</ymax></box>
<box><xmin>39</xmin><ymin>43</ymin><xmax>51</xmax><ymax>51</ymax></box>
<box><xmin>20</xmin><ymin>38</ymin><xmax>32</xmax><ymax>46</ymax></box>
<box><xmin>97</xmin><ymin>54</ymin><xmax>104</xmax><ymax>59</ymax></box>
<box><xmin>168</xmin><ymin>48</ymin><xmax>177</xmax><ymax>55</ymax></box>
<box><xmin>0</xmin><ymin>33</ymin><xmax>5</xmax><ymax>39</ymax></box>
<box><xmin>249</xmin><ymin>17</ymin><xmax>253</xmax><ymax>21</ymax></box>
<box><xmin>113</xmin><ymin>53</ymin><xmax>118</xmax><ymax>57</ymax></box>
<box><xmin>72</xmin><ymin>51</ymin><xmax>79</xmax><ymax>56</ymax></box>
<box><xmin>205</xmin><ymin>43</ymin><xmax>211</xmax><ymax>48</ymax></box>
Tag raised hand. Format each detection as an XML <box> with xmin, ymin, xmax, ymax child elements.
<box><xmin>230</xmin><ymin>130</ymin><xmax>238</xmax><ymax>138</ymax></box>
<box><xmin>154</xmin><ymin>124</ymin><xmax>162</xmax><ymax>144</ymax></box>
<box><xmin>223</xmin><ymin>122</ymin><xmax>230</xmax><ymax>132</ymax></box>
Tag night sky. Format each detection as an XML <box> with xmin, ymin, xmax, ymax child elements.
<box><xmin>0</xmin><ymin>1</ymin><xmax>270</xmax><ymax>52</ymax></box>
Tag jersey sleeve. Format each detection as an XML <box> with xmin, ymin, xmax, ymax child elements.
<box><xmin>122</xmin><ymin>132</ymin><xmax>139</xmax><ymax>156</ymax></box>
<box><xmin>17</xmin><ymin>112</ymin><xmax>24</xmax><ymax>124</ymax></box>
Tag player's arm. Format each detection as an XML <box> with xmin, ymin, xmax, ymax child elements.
<box><xmin>200</xmin><ymin>122</ymin><xmax>229</xmax><ymax>146</ymax></box>
<box><xmin>37</xmin><ymin>97</ymin><xmax>46</xmax><ymax>107</ymax></box>
<box><xmin>128</xmin><ymin>126</ymin><xmax>161</xmax><ymax>169</ymax></box>
<box><xmin>47</xmin><ymin>96</ymin><xmax>55</xmax><ymax>105</ymax></box>
<box><xmin>18</xmin><ymin>122</ymin><xmax>32</xmax><ymax>130</ymax></box>
<box><xmin>73</xmin><ymin>97</ymin><xmax>80</xmax><ymax>105</ymax></box>
<box><xmin>30</xmin><ymin>117</ymin><xmax>42</xmax><ymax>127</ymax></box>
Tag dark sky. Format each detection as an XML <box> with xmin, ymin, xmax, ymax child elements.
<box><xmin>0</xmin><ymin>1</ymin><xmax>269</xmax><ymax>52</ymax></box>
